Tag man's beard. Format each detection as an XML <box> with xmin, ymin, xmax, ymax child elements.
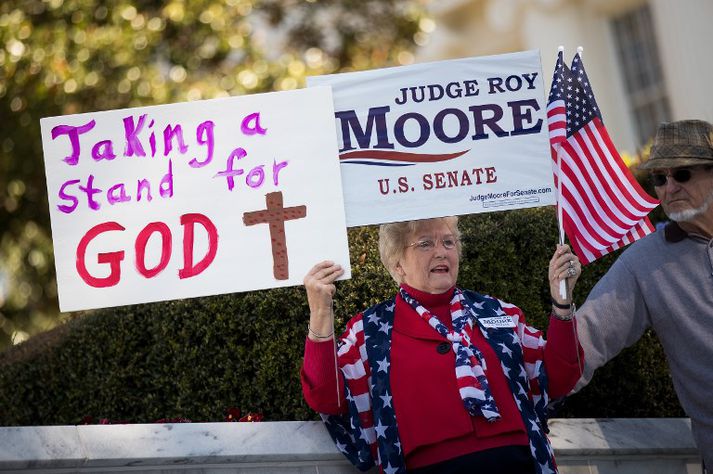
<box><xmin>667</xmin><ymin>189</ymin><xmax>713</xmax><ymax>222</ymax></box>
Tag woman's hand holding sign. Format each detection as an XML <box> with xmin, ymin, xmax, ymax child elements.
<box><xmin>304</xmin><ymin>261</ymin><xmax>344</xmax><ymax>341</ymax></box>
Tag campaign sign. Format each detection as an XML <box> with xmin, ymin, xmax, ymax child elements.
<box><xmin>308</xmin><ymin>50</ymin><xmax>556</xmax><ymax>227</ymax></box>
<box><xmin>40</xmin><ymin>87</ymin><xmax>350</xmax><ymax>312</ymax></box>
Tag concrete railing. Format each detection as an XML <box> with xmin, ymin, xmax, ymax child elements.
<box><xmin>0</xmin><ymin>418</ymin><xmax>702</xmax><ymax>473</ymax></box>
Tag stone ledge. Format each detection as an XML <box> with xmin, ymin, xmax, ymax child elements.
<box><xmin>549</xmin><ymin>418</ymin><xmax>700</xmax><ymax>455</ymax></box>
<box><xmin>0</xmin><ymin>418</ymin><xmax>702</xmax><ymax>473</ymax></box>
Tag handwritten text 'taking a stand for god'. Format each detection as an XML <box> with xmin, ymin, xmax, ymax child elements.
<box><xmin>49</xmin><ymin>112</ymin><xmax>305</xmax><ymax>288</ymax></box>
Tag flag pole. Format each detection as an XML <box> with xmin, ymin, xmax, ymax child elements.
<box><xmin>331</xmin><ymin>299</ymin><xmax>340</xmax><ymax>408</ymax></box>
<box><xmin>556</xmin><ymin>45</ymin><xmax>568</xmax><ymax>301</ymax></box>
<box><xmin>565</xmin><ymin>44</ymin><xmax>583</xmax><ymax>378</ymax></box>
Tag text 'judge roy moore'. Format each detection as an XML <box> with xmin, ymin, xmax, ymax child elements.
<box><xmin>335</xmin><ymin>73</ymin><xmax>543</xmax><ymax>195</ymax></box>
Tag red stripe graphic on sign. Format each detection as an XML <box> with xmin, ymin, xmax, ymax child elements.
<box><xmin>339</xmin><ymin>149</ymin><xmax>469</xmax><ymax>163</ymax></box>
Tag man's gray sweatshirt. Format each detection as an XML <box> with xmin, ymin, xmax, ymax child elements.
<box><xmin>576</xmin><ymin>222</ymin><xmax>713</xmax><ymax>465</ymax></box>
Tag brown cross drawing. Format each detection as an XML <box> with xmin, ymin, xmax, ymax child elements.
<box><xmin>243</xmin><ymin>191</ymin><xmax>307</xmax><ymax>280</ymax></box>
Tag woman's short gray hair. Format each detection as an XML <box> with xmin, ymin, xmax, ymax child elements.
<box><xmin>378</xmin><ymin>216</ymin><xmax>462</xmax><ymax>284</ymax></box>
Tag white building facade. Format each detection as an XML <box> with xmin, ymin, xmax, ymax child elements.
<box><xmin>417</xmin><ymin>0</ymin><xmax>713</xmax><ymax>155</ymax></box>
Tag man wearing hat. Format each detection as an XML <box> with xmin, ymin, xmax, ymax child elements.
<box><xmin>574</xmin><ymin>119</ymin><xmax>713</xmax><ymax>467</ymax></box>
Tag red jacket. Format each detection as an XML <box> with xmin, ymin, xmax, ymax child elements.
<box><xmin>302</xmin><ymin>285</ymin><xmax>583</xmax><ymax>469</ymax></box>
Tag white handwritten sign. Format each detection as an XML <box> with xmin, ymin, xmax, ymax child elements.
<box><xmin>308</xmin><ymin>50</ymin><xmax>556</xmax><ymax>227</ymax></box>
<box><xmin>40</xmin><ymin>87</ymin><xmax>350</xmax><ymax>312</ymax></box>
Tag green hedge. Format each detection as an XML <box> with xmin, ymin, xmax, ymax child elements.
<box><xmin>0</xmin><ymin>207</ymin><xmax>682</xmax><ymax>425</ymax></box>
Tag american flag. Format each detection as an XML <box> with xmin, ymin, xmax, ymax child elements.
<box><xmin>547</xmin><ymin>50</ymin><xmax>659</xmax><ymax>265</ymax></box>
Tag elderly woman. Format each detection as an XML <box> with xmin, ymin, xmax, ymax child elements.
<box><xmin>302</xmin><ymin>217</ymin><xmax>583</xmax><ymax>474</ymax></box>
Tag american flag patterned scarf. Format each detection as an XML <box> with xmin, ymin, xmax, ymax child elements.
<box><xmin>398</xmin><ymin>287</ymin><xmax>500</xmax><ymax>420</ymax></box>
<box><xmin>321</xmin><ymin>288</ymin><xmax>558</xmax><ymax>474</ymax></box>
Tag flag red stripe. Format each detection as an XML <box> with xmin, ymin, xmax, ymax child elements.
<box><xmin>577</xmin><ymin>124</ymin><xmax>656</xmax><ymax>215</ymax></box>
<box><xmin>575</xmin><ymin>126</ymin><xmax>654</xmax><ymax>217</ymax></box>
<box><xmin>601</xmin><ymin>218</ymin><xmax>654</xmax><ymax>255</ymax></box>
<box><xmin>560</xmin><ymin>145</ymin><xmax>640</xmax><ymax>234</ymax></box>
<box><xmin>595</xmin><ymin>121</ymin><xmax>659</xmax><ymax>206</ymax></box>
<box><xmin>560</xmin><ymin>169</ymin><xmax>626</xmax><ymax>244</ymax></box>
<box><xmin>559</xmin><ymin>141</ymin><xmax>651</xmax><ymax>244</ymax></box>
<box><xmin>565</xmin><ymin>133</ymin><xmax>652</xmax><ymax>224</ymax></box>
<box><xmin>560</xmin><ymin>194</ymin><xmax>613</xmax><ymax>252</ymax></box>
<box><xmin>584</xmin><ymin>122</ymin><xmax>659</xmax><ymax>210</ymax></box>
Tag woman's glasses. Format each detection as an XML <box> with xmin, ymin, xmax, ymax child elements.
<box><xmin>406</xmin><ymin>238</ymin><xmax>458</xmax><ymax>252</ymax></box>
<box><xmin>650</xmin><ymin>168</ymin><xmax>694</xmax><ymax>187</ymax></box>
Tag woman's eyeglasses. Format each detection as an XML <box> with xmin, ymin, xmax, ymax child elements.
<box><xmin>406</xmin><ymin>238</ymin><xmax>458</xmax><ymax>252</ymax></box>
<box><xmin>650</xmin><ymin>168</ymin><xmax>694</xmax><ymax>187</ymax></box>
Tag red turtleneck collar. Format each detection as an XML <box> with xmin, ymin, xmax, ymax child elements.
<box><xmin>400</xmin><ymin>283</ymin><xmax>455</xmax><ymax>307</ymax></box>
<box><xmin>396</xmin><ymin>284</ymin><xmax>457</xmax><ymax>335</ymax></box>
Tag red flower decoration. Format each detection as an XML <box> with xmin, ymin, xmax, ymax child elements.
<box><xmin>225</xmin><ymin>407</ymin><xmax>241</xmax><ymax>422</ymax></box>
<box><xmin>238</xmin><ymin>412</ymin><xmax>264</xmax><ymax>422</ymax></box>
